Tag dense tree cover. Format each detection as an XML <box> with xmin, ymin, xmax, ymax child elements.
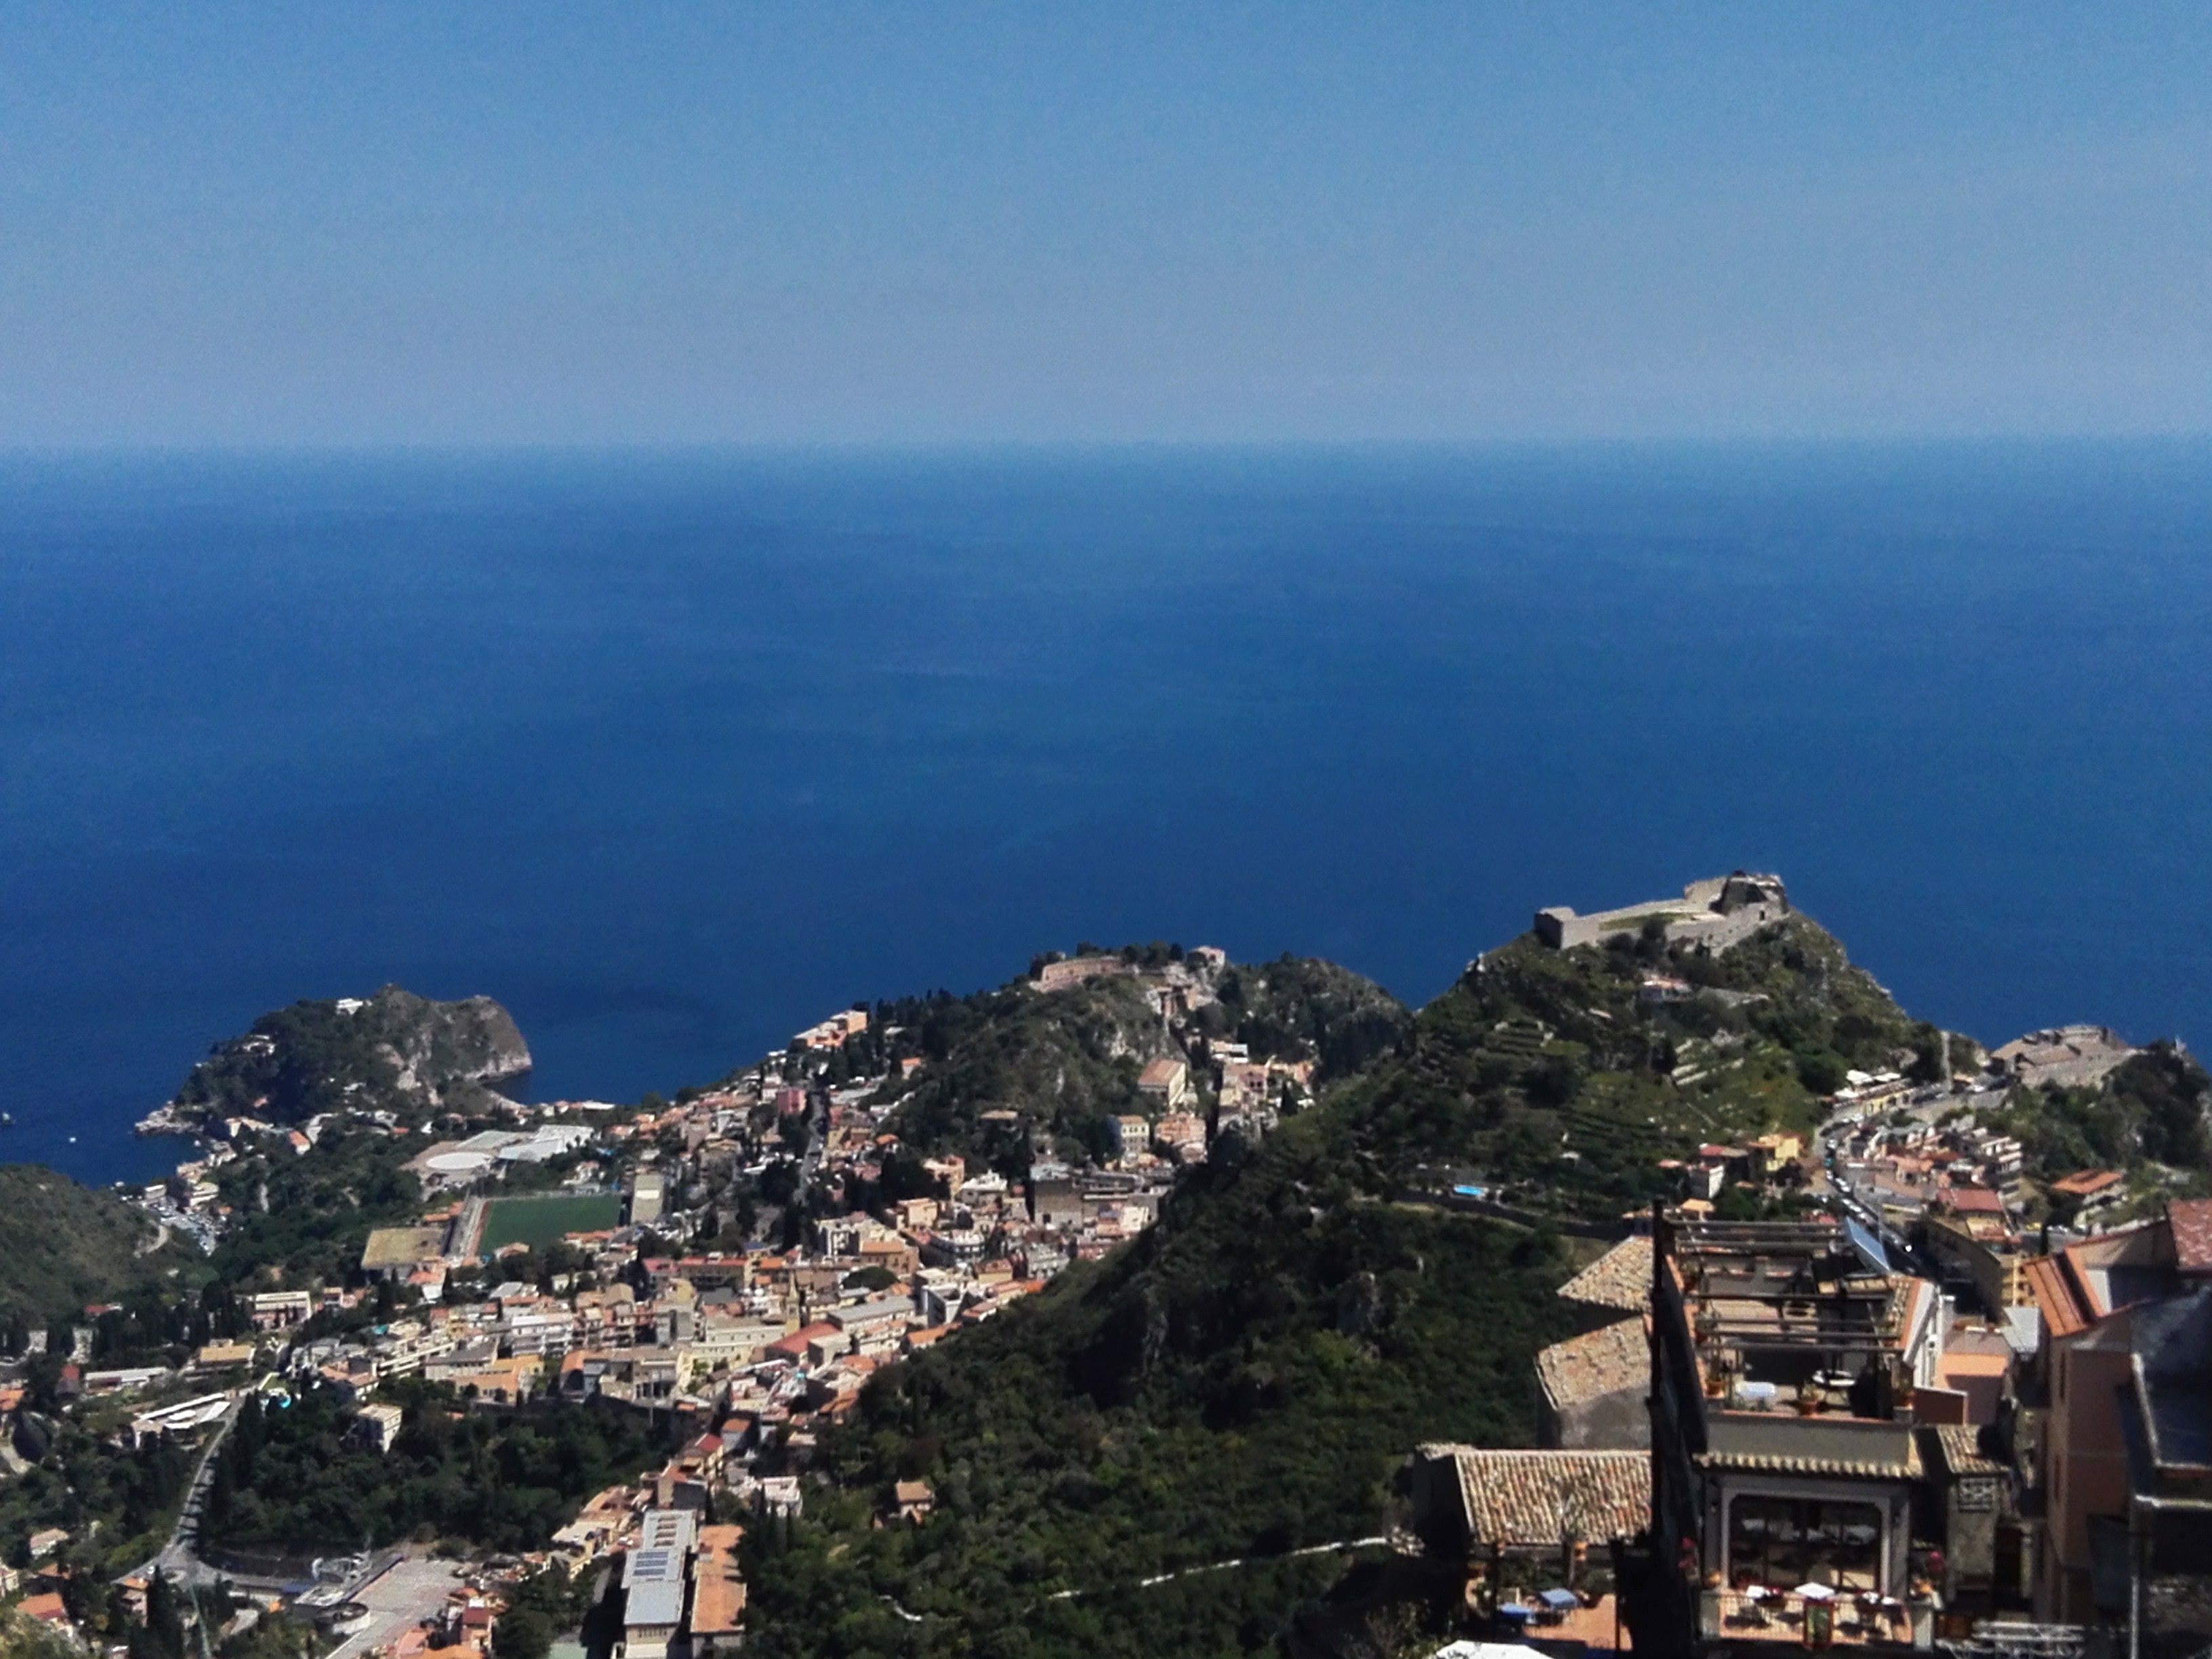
<box><xmin>2108</xmin><ymin>1045</ymin><xmax>2212</xmax><ymax>1168</ymax></box>
<box><xmin>0</xmin><ymin>1572</ymin><xmax>316</xmax><ymax>1659</ymax></box>
<box><xmin>858</xmin><ymin>951</ymin><xmax>1407</xmax><ymax>1178</ymax></box>
<box><xmin>0</xmin><ymin>1610</ymin><xmax>84</xmax><ymax>1659</ymax></box>
<box><xmin>1328</xmin><ymin>916</ymin><xmax>1945</xmax><ymax>1214</ymax></box>
<box><xmin>170</xmin><ymin>985</ymin><xmax>527</xmax><ymax>1127</ymax></box>
<box><xmin>207</xmin><ymin>1122</ymin><xmax>426</xmax><ymax>1289</ymax></box>
<box><xmin>743</xmin><ymin>1093</ymin><xmax>1591</xmax><ymax>1659</ymax></box>
<box><xmin>1984</xmin><ymin>1042</ymin><xmax>2212</xmax><ymax>1205</ymax></box>
<box><xmin>876</xmin><ymin>976</ymin><xmax>1181</xmax><ymax>1173</ymax></box>
<box><xmin>0</xmin><ymin>1166</ymin><xmax>201</xmax><ymax>1328</ymax></box>
<box><xmin>737</xmin><ymin>914</ymin><xmax>1952</xmax><ymax>1657</ymax></box>
<box><xmin>67</xmin><ymin>1282</ymin><xmax>251</xmax><ymax>1369</ymax></box>
<box><xmin>0</xmin><ymin>1410</ymin><xmax>190</xmax><ymax>1570</ymax></box>
<box><xmin>173</xmin><ymin>998</ymin><xmax>398</xmax><ymax>1122</ymax></box>
<box><xmin>493</xmin><ymin>1565</ymin><xmax>599</xmax><ymax>1659</ymax></box>
<box><xmin>1188</xmin><ymin>956</ymin><xmax>1411</xmax><ymax>1081</ymax></box>
<box><xmin>745</xmin><ymin>1502</ymin><xmax>1363</xmax><ymax>1659</ymax></box>
<box><xmin>201</xmin><ymin>1379</ymin><xmax>663</xmax><ymax>1553</ymax></box>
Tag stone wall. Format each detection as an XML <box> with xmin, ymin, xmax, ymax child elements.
<box><xmin>1535</xmin><ymin>874</ymin><xmax>1789</xmax><ymax>954</ymax></box>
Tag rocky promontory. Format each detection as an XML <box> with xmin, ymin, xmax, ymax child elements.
<box><xmin>162</xmin><ymin>983</ymin><xmax>531</xmax><ymax>1129</ymax></box>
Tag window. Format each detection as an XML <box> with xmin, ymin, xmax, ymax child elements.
<box><xmin>1727</xmin><ymin>1494</ymin><xmax>1885</xmax><ymax>1591</ymax></box>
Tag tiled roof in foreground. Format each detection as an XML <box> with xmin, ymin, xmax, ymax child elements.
<box><xmin>2170</xmin><ymin>1197</ymin><xmax>2212</xmax><ymax>1275</ymax></box>
<box><xmin>1419</xmin><ymin>1446</ymin><xmax>1650</xmax><ymax>1546</ymax></box>
<box><xmin>1556</xmin><ymin>1235</ymin><xmax>1653</xmax><ymax>1313</ymax></box>
<box><xmin>1535</xmin><ymin>1315</ymin><xmax>1647</xmax><ymax>1410</ymax></box>
<box><xmin>2024</xmin><ymin>1254</ymin><xmax>2089</xmax><ymax>1340</ymax></box>
<box><xmin>1930</xmin><ymin>1424</ymin><xmax>2008</xmax><ymax>1478</ymax></box>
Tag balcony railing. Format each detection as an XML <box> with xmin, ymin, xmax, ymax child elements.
<box><xmin>1700</xmin><ymin>1588</ymin><xmax>1923</xmax><ymax>1648</ymax></box>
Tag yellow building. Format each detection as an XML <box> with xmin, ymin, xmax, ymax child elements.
<box><xmin>1747</xmin><ymin>1131</ymin><xmax>1804</xmax><ymax>1179</ymax></box>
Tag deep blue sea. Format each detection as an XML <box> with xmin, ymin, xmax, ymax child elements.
<box><xmin>6</xmin><ymin>444</ymin><xmax>2212</xmax><ymax>1187</ymax></box>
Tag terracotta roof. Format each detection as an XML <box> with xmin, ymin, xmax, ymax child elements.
<box><xmin>1935</xmin><ymin>1187</ymin><xmax>2007</xmax><ymax>1216</ymax></box>
<box><xmin>2170</xmin><ymin>1198</ymin><xmax>2212</xmax><ymax>1275</ymax></box>
<box><xmin>1424</xmin><ymin>1447</ymin><xmax>1650</xmax><ymax>1546</ymax></box>
<box><xmin>1556</xmin><ymin>1236</ymin><xmax>1652</xmax><ymax>1313</ymax></box>
<box><xmin>689</xmin><ymin>1524</ymin><xmax>746</xmax><ymax>1637</ymax></box>
<box><xmin>1930</xmin><ymin>1425</ymin><xmax>2009</xmax><ymax>1479</ymax></box>
<box><xmin>2051</xmin><ymin>1168</ymin><xmax>2125</xmax><ymax>1197</ymax></box>
<box><xmin>1535</xmin><ymin>1317</ymin><xmax>1647</xmax><ymax>1412</ymax></box>
<box><xmin>1698</xmin><ymin>1439</ymin><xmax>1921</xmax><ymax>1481</ymax></box>
<box><xmin>2024</xmin><ymin>1254</ymin><xmax>2089</xmax><ymax>1340</ymax></box>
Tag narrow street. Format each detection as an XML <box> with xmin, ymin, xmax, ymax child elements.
<box><xmin>140</xmin><ymin>1395</ymin><xmax>243</xmax><ymax>1588</ymax></box>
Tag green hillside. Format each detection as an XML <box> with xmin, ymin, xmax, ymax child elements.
<box><xmin>1186</xmin><ymin>955</ymin><xmax>1411</xmax><ymax>1079</ymax></box>
<box><xmin>169</xmin><ymin>983</ymin><xmax>530</xmax><ymax>1128</ymax></box>
<box><xmin>745</xmin><ymin>1124</ymin><xmax>1584</xmax><ymax>1659</ymax></box>
<box><xmin>1343</xmin><ymin>914</ymin><xmax>1950</xmax><ymax>1215</ymax></box>
<box><xmin>741</xmin><ymin>911</ymin><xmax>1949</xmax><ymax>1658</ymax></box>
<box><xmin>885</xmin><ymin>974</ymin><xmax>1187</xmax><ymax>1171</ymax></box>
<box><xmin>849</xmin><ymin>951</ymin><xmax>1410</xmax><ymax>1178</ymax></box>
<box><xmin>1983</xmin><ymin>1042</ymin><xmax>2212</xmax><ymax>1218</ymax></box>
<box><xmin>0</xmin><ymin>1166</ymin><xmax>194</xmax><ymax>1329</ymax></box>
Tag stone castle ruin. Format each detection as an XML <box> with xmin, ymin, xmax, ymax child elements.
<box><xmin>1534</xmin><ymin>872</ymin><xmax>1790</xmax><ymax>954</ymax></box>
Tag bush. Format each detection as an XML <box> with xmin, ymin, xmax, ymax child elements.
<box><xmin>1795</xmin><ymin>1050</ymin><xmax>1847</xmax><ymax>1097</ymax></box>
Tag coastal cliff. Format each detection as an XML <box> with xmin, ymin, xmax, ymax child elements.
<box><xmin>164</xmin><ymin>983</ymin><xmax>531</xmax><ymax>1128</ymax></box>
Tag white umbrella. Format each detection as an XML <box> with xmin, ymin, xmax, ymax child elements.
<box><xmin>1793</xmin><ymin>1583</ymin><xmax>1837</xmax><ymax>1601</ymax></box>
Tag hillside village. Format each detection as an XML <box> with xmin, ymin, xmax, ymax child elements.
<box><xmin>1389</xmin><ymin>880</ymin><xmax>2212</xmax><ymax>1657</ymax></box>
<box><xmin>0</xmin><ymin>944</ymin><xmax>1369</xmax><ymax>1659</ymax></box>
<box><xmin>2</xmin><ymin>882</ymin><xmax>2210</xmax><ymax>1659</ymax></box>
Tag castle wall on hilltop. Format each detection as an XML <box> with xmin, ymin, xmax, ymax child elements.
<box><xmin>1534</xmin><ymin>872</ymin><xmax>1789</xmax><ymax>954</ymax></box>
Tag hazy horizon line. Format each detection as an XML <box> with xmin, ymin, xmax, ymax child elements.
<box><xmin>9</xmin><ymin>430</ymin><xmax>2212</xmax><ymax>462</ymax></box>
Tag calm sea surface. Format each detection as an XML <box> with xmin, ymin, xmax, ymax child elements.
<box><xmin>5</xmin><ymin>444</ymin><xmax>2211</xmax><ymax>1186</ymax></box>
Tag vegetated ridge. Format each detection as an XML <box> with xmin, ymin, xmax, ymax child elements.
<box><xmin>1986</xmin><ymin>1042</ymin><xmax>2212</xmax><ymax>1202</ymax></box>
<box><xmin>735</xmin><ymin>911</ymin><xmax>1984</xmax><ymax>1659</ymax></box>
<box><xmin>1340</xmin><ymin>915</ymin><xmax>1959</xmax><ymax>1216</ymax></box>
<box><xmin>165</xmin><ymin>983</ymin><xmax>531</xmax><ymax>1128</ymax></box>
<box><xmin>0</xmin><ymin>1166</ymin><xmax>198</xmax><ymax>1330</ymax></box>
<box><xmin>862</xmin><ymin>951</ymin><xmax>1409</xmax><ymax>1178</ymax></box>
<box><xmin>9</xmin><ymin>908</ymin><xmax>2207</xmax><ymax>1657</ymax></box>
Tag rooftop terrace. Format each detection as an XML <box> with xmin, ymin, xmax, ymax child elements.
<box><xmin>1663</xmin><ymin>1214</ymin><xmax>1937</xmax><ymax>1422</ymax></box>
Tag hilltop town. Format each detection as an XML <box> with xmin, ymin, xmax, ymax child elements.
<box><xmin>0</xmin><ymin>943</ymin><xmax>1398</xmax><ymax>1659</ymax></box>
<box><xmin>1</xmin><ymin>880</ymin><xmax>2209</xmax><ymax>1659</ymax></box>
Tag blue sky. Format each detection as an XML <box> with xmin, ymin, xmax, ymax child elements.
<box><xmin>6</xmin><ymin>3</ymin><xmax>2211</xmax><ymax>445</ymax></box>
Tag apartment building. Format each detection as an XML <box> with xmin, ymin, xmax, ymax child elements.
<box><xmin>2025</xmin><ymin>1199</ymin><xmax>2212</xmax><ymax>1632</ymax></box>
<box><xmin>1636</xmin><ymin>1212</ymin><xmax>1949</xmax><ymax>1652</ymax></box>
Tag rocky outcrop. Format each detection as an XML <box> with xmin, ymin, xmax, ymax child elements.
<box><xmin>363</xmin><ymin>985</ymin><xmax>531</xmax><ymax>1094</ymax></box>
<box><xmin>169</xmin><ymin>983</ymin><xmax>531</xmax><ymax>1126</ymax></box>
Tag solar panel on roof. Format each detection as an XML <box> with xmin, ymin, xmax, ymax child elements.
<box><xmin>1846</xmin><ymin>1217</ymin><xmax>1891</xmax><ymax>1274</ymax></box>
